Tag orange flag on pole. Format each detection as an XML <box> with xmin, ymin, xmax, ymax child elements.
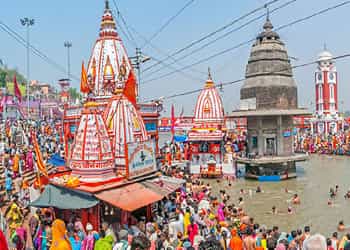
<box><xmin>80</xmin><ymin>61</ymin><xmax>90</xmax><ymax>93</ymax></box>
<box><xmin>31</xmin><ymin>131</ymin><xmax>48</xmax><ymax>177</ymax></box>
<box><xmin>123</xmin><ymin>70</ymin><xmax>137</xmax><ymax>106</ymax></box>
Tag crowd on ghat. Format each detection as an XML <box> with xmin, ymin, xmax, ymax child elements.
<box><xmin>3</xmin><ymin>122</ymin><xmax>350</xmax><ymax>249</ymax></box>
<box><xmin>0</xmin><ymin>119</ymin><xmax>64</xmax><ymax>205</ymax></box>
<box><xmin>294</xmin><ymin>131</ymin><xmax>350</xmax><ymax>155</ymax></box>
<box><xmin>2</xmin><ymin>173</ymin><xmax>350</xmax><ymax>250</ymax></box>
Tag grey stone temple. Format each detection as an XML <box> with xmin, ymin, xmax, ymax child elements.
<box><xmin>232</xmin><ymin>16</ymin><xmax>309</xmax><ymax>180</ymax></box>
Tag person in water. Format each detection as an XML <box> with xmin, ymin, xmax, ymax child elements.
<box><xmin>328</xmin><ymin>199</ymin><xmax>333</xmax><ymax>206</ymax></box>
<box><xmin>338</xmin><ymin>221</ymin><xmax>346</xmax><ymax>232</ymax></box>
<box><xmin>292</xmin><ymin>194</ymin><xmax>301</xmax><ymax>204</ymax></box>
<box><xmin>330</xmin><ymin>188</ymin><xmax>336</xmax><ymax>198</ymax></box>
<box><xmin>344</xmin><ymin>190</ymin><xmax>350</xmax><ymax>199</ymax></box>
<box><xmin>238</xmin><ymin>197</ymin><xmax>244</xmax><ymax>206</ymax></box>
<box><xmin>272</xmin><ymin>206</ymin><xmax>277</xmax><ymax>215</ymax></box>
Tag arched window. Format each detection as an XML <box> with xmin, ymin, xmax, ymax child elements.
<box><xmin>330</xmin><ymin>85</ymin><xmax>334</xmax><ymax>100</ymax></box>
<box><xmin>318</xmin><ymin>85</ymin><xmax>323</xmax><ymax>101</ymax></box>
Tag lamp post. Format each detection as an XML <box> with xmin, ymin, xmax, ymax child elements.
<box><xmin>20</xmin><ymin>17</ymin><xmax>35</xmax><ymax>119</ymax></box>
<box><xmin>64</xmin><ymin>41</ymin><xmax>72</xmax><ymax>80</ymax></box>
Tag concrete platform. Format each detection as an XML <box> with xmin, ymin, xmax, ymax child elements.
<box><xmin>236</xmin><ymin>154</ymin><xmax>309</xmax><ymax>165</ymax></box>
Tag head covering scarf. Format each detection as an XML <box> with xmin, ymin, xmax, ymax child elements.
<box><xmin>50</xmin><ymin>219</ymin><xmax>72</xmax><ymax>250</ymax></box>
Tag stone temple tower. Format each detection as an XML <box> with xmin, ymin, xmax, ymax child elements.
<box><xmin>232</xmin><ymin>15</ymin><xmax>309</xmax><ymax>181</ymax></box>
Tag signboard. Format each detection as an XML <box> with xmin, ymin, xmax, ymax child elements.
<box><xmin>128</xmin><ymin>140</ymin><xmax>157</xmax><ymax>179</ymax></box>
<box><xmin>145</xmin><ymin>122</ymin><xmax>157</xmax><ymax>132</ymax></box>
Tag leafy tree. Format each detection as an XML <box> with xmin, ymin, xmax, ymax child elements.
<box><xmin>0</xmin><ymin>71</ymin><xmax>6</xmax><ymax>88</ymax></box>
<box><xmin>69</xmin><ymin>87</ymin><xmax>82</xmax><ymax>101</ymax></box>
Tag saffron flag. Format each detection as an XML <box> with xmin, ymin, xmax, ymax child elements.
<box><xmin>13</xmin><ymin>74</ymin><xmax>22</xmax><ymax>102</ymax></box>
<box><xmin>31</xmin><ymin>131</ymin><xmax>48</xmax><ymax>177</ymax></box>
<box><xmin>80</xmin><ymin>61</ymin><xmax>90</xmax><ymax>93</ymax></box>
<box><xmin>123</xmin><ymin>70</ymin><xmax>137</xmax><ymax>105</ymax></box>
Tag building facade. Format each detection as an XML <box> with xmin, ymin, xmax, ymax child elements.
<box><xmin>312</xmin><ymin>49</ymin><xmax>343</xmax><ymax>134</ymax></box>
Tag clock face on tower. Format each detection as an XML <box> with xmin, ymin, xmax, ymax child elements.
<box><xmin>328</xmin><ymin>72</ymin><xmax>336</xmax><ymax>83</ymax></box>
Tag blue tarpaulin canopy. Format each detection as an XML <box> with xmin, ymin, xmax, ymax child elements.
<box><xmin>30</xmin><ymin>184</ymin><xmax>99</xmax><ymax>209</ymax></box>
<box><xmin>174</xmin><ymin>135</ymin><xmax>187</xmax><ymax>143</ymax></box>
<box><xmin>48</xmin><ymin>153</ymin><xmax>65</xmax><ymax>166</ymax></box>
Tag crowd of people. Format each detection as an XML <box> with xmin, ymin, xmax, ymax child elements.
<box><xmin>2</xmin><ymin>173</ymin><xmax>350</xmax><ymax>250</ymax></box>
<box><xmin>294</xmin><ymin>132</ymin><xmax>350</xmax><ymax>156</ymax></box>
<box><xmin>3</xmin><ymin>121</ymin><xmax>350</xmax><ymax>249</ymax></box>
<box><xmin>0</xmin><ymin>118</ymin><xmax>63</xmax><ymax>204</ymax></box>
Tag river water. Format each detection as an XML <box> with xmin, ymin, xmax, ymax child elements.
<box><xmin>159</xmin><ymin>132</ymin><xmax>350</xmax><ymax>235</ymax></box>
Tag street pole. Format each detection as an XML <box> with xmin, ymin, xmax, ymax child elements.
<box><xmin>20</xmin><ymin>17</ymin><xmax>35</xmax><ymax>119</ymax></box>
<box><xmin>130</xmin><ymin>48</ymin><xmax>150</xmax><ymax>102</ymax></box>
<box><xmin>64</xmin><ymin>41</ymin><xmax>72</xmax><ymax>80</ymax></box>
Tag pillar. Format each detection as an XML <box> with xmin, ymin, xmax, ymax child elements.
<box><xmin>257</xmin><ymin>117</ymin><xmax>264</xmax><ymax>156</ymax></box>
<box><xmin>277</xmin><ymin>116</ymin><xmax>283</xmax><ymax>156</ymax></box>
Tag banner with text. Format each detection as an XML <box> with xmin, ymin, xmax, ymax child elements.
<box><xmin>128</xmin><ymin>140</ymin><xmax>157</xmax><ymax>179</ymax></box>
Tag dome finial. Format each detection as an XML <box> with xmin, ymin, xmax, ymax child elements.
<box><xmin>208</xmin><ymin>67</ymin><xmax>212</xmax><ymax>80</ymax></box>
<box><xmin>324</xmin><ymin>43</ymin><xmax>327</xmax><ymax>51</ymax></box>
<box><xmin>265</xmin><ymin>4</ymin><xmax>270</xmax><ymax>21</ymax></box>
<box><xmin>105</xmin><ymin>0</ymin><xmax>110</xmax><ymax>10</ymax></box>
<box><xmin>263</xmin><ymin>5</ymin><xmax>273</xmax><ymax>31</ymax></box>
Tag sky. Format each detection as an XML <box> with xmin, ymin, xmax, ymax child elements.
<box><xmin>1</xmin><ymin>0</ymin><xmax>350</xmax><ymax>116</ymax></box>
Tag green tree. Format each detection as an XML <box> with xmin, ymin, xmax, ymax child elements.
<box><xmin>69</xmin><ymin>87</ymin><xmax>82</xmax><ymax>101</ymax></box>
<box><xmin>0</xmin><ymin>70</ymin><xmax>6</xmax><ymax>88</ymax></box>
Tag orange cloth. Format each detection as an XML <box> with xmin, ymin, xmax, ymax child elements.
<box><xmin>13</xmin><ymin>154</ymin><xmax>20</xmax><ymax>172</ymax></box>
<box><xmin>32</xmin><ymin>132</ymin><xmax>48</xmax><ymax>177</ymax></box>
<box><xmin>50</xmin><ymin>219</ymin><xmax>72</xmax><ymax>250</ymax></box>
<box><xmin>230</xmin><ymin>229</ymin><xmax>243</xmax><ymax>250</ymax></box>
<box><xmin>80</xmin><ymin>61</ymin><xmax>90</xmax><ymax>93</ymax></box>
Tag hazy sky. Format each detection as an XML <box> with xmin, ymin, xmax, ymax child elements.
<box><xmin>1</xmin><ymin>0</ymin><xmax>350</xmax><ymax>115</ymax></box>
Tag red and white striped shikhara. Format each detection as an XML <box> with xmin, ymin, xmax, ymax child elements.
<box><xmin>193</xmin><ymin>71</ymin><xmax>224</xmax><ymax>126</ymax></box>
<box><xmin>86</xmin><ymin>0</ymin><xmax>135</xmax><ymax>97</ymax></box>
<box><xmin>70</xmin><ymin>102</ymin><xmax>115</xmax><ymax>182</ymax></box>
<box><xmin>103</xmin><ymin>87</ymin><xmax>148</xmax><ymax>172</ymax></box>
<box><xmin>188</xmin><ymin>71</ymin><xmax>225</xmax><ymax>141</ymax></box>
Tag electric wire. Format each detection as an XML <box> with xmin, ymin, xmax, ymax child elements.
<box><xmin>145</xmin><ymin>53</ymin><xmax>350</xmax><ymax>102</ymax></box>
<box><xmin>143</xmin><ymin>0</ymin><xmax>296</xmax><ymax>81</ymax></box>
<box><xmin>142</xmin><ymin>0</ymin><xmax>283</xmax><ymax>73</ymax></box>
<box><xmin>112</xmin><ymin>0</ymin><xmax>139</xmax><ymax>48</ymax></box>
<box><xmin>141</xmin><ymin>0</ymin><xmax>195</xmax><ymax>49</ymax></box>
<box><xmin>142</xmin><ymin>0</ymin><xmax>350</xmax><ymax>85</ymax></box>
<box><xmin>0</xmin><ymin>20</ymin><xmax>79</xmax><ymax>82</ymax></box>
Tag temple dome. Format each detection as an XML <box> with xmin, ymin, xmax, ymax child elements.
<box><xmin>103</xmin><ymin>90</ymin><xmax>148</xmax><ymax>172</ymax></box>
<box><xmin>70</xmin><ymin>102</ymin><xmax>115</xmax><ymax>182</ymax></box>
<box><xmin>240</xmin><ymin>16</ymin><xmax>298</xmax><ymax>110</ymax></box>
<box><xmin>194</xmin><ymin>71</ymin><xmax>224</xmax><ymax>125</ymax></box>
<box><xmin>86</xmin><ymin>0</ymin><xmax>135</xmax><ymax>98</ymax></box>
<box><xmin>317</xmin><ymin>50</ymin><xmax>333</xmax><ymax>62</ymax></box>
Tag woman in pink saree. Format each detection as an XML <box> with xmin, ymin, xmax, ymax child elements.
<box><xmin>26</xmin><ymin>149</ymin><xmax>34</xmax><ymax>171</ymax></box>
